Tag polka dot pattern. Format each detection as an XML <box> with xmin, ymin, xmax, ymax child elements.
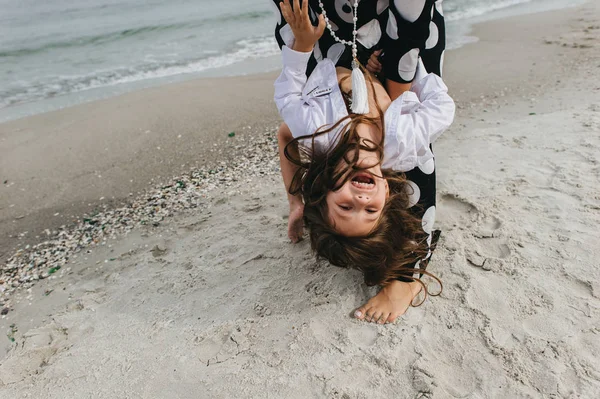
<box><xmin>335</xmin><ymin>0</ymin><xmax>356</xmax><ymax>24</ymax></box>
<box><xmin>357</xmin><ymin>19</ymin><xmax>381</xmax><ymax>49</ymax></box>
<box><xmin>424</xmin><ymin>250</ymin><xmax>432</xmax><ymax>260</ymax></box>
<box><xmin>405</xmin><ymin>180</ymin><xmax>421</xmax><ymax>208</ymax></box>
<box><xmin>422</xmin><ymin>206</ymin><xmax>436</xmax><ymax>234</ymax></box>
<box><xmin>309</xmin><ymin>6</ymin><xmax>318</xmax><ymax>24</ymax></box>
<box><xmin>273</xmin><ymin>0</ymin><xmax>446</xmax><ymax>84</ymax></box>
<box><xmin>394</xmin><ymin>0</ymin><xmax>426</xmax><ymax>23</ymax></box>
<box><xmin>398</xmin><ymin>48</ymin><xmax>419</xmax><ymax>82</ymax></box>
<box><xmin>313</xmin><ymin>43</ymin><xmax>323</xmax><ymax>61</ymax></box>
<box><xmin>269</xmin><ymin>1</ymin><xmax>282</xmax><ymax>25</ymax></box>
<box><xmin>386</xmin><ymin>10</ymin><xmax>399</xmax><ymax>40</ymax></box>
<box><xmin>419</xmin><ymin>158</ymin><xmax>435</xmax><ymax>175</ymax></box>
<box><xmin>327</xmin><ymin>43</ymin><xmax>346</xmax><ymax>65</ymax></box>
<box><xmin>435</xmin><ymin>0</ymin><xmax>444</xmax><ymax>17</ymax></box>
<box><xmin>425</xmin><ymin>21</ymin><xmax>439</xmax><ymax>50</ymax></box>
<box><xmin>328</xmin><ymin>19</ymin><xmax>340</xmax><ymax>32</ymax></box>
<box><xmin>377</xmin><ymin>0</ymin><xmax>390</xmax><ymax>15</ymax></box>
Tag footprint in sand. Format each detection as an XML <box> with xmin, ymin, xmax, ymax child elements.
<box><xmin>439</xmin><ymin>193</ymin><xmax>503</xmax><ymax>237</ymax></box>
<box><xmin>437</xmin><ymin>193</ymin><xmax>478</xmax><ymax>229</ymax></box>
<box><xmin>475</xmin><ymin>215</ymin><xmax>502</xmax><ymax>238</ymax></box>
<box><xmin>195</xmin><ymin>323</ymin><xmax>251</xmax><ymax>366</ymax></box>
<box><xmin>347</xmin><ymin>324</ymin><xmax>378</xmax><ymax>347</ymax></box>
<box><xmin>465</xmin><ymin>236</ymin><xmax>511</xmax><ymax>271</ymax></box>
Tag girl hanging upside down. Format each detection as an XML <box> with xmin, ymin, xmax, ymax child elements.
<box><xmin>274</xmin><ymin>0</ymin><xmax>455</xmax><ymax>323</ymax></box>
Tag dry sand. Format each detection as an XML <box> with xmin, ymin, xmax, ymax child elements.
<box><xmin>1</xmin><ymin>1</ymin><xmax>600</xmax><ymax>398</ymax></box>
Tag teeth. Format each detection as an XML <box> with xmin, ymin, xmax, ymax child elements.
<box><xmin>353</xmin><ymin>181</ymin><xmax>374</xmax><ymax>187</ymax></box>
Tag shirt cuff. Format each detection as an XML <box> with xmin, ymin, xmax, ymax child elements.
<box><xmin>411</xmin><ymin>72</ymin><xmax>448</xmax><ymax>102</ymax></box>
<box><xmin>281</xmin><ymin>45</ymin><xmax>312</xmax><ymax>74</ymax></box>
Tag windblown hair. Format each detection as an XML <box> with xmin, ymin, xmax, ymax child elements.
<box><xmin>284</xmin><ymin>66</ymin><xmax>442</xmax><ymax>303</ymax></box>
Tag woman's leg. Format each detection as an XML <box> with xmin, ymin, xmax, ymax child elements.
<box><xmin>420</xmin><ymin>0</ymin><xmax>446</xmax><ymax>76</ymax></box>
<box><xmin>404</xmin><ymin>156</ymin><xmax>441</xmax><ymax>272</ymax></box>
<box><xmin>381</xmin><ymin>0</ymin><xmax>437</xmax><ymax>84</ymax></box>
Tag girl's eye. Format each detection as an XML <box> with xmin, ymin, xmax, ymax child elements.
<box><xmin>365</xmin><ymin>209</ymin><xmax>377</xmax><ymax>214</ymax></box>
<box><xmin>339</xmin><ymin>205</ymin><xmax>351</xmax><ymax>211</ymax></box>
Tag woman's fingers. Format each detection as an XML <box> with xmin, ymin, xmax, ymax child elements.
<box><xmin>281</xmin><ymin>0</ymin><xmax>325</xmax><ymax>45</ymax></box>
<box><xmin>315</xmin><ymin>13</ymin><xmax>326</xmax><ymax>38</ymax></box>
<box><xmin>293</xmin><ymin>0</ymin><xmax>301</xmax><ymax>20</ymax></box>
<box><xmin>279</xmin><ymin>1</ymin><xmax>293</xmax><ymax>25</ymax></box>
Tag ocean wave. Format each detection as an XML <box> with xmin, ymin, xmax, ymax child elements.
<box><xmin>0</xmin><ymin>36</ymin><xmax>279</xmax><ymax>109</ymax></box>
<box><xmin>0</xmin><ymin>10</ymin><xmax>271</xmax><ymax>59</ymax></box>
<box><xmin>445</xmin><ymin>0</ymin><xmax>533</xmax><ymax>21</ymax></box>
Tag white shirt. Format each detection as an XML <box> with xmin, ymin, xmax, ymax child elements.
<box><xmin>274</xmin><ymin>45</ymin><xmax>455</xmax><ymax>172</ymax></box>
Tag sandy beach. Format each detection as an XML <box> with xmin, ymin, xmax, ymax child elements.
<box><xmin>1</xmin><ymin>1</ymin><xmax>600</xmax><ymax>397</ymax></box>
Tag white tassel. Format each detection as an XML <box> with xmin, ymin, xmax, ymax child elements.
<box><xmin>351</xmin><ymin>60</ymin><xmax>369</xmax><ymax>114</ymax></box>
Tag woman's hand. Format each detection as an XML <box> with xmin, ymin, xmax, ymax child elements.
<box><xmin>279</xmin><ymin>0</ymin><xmax>325</xmax><ymax>53</ymax></box>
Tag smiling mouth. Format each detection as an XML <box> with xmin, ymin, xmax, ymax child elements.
<box><xmin>351</xmin><ymin>173</ymin><xmax>376</xmax><ymax>191</ymax></box>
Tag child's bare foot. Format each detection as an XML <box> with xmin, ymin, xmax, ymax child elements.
<box><xmin>353</xmin><ymin>280</ymin><xmax>422</xmax><ymax>324</ymax></box>
<box><xmin>288</xmin><ymin>203</ymin><xmax>304</xmax><ymax>243</ymax></box>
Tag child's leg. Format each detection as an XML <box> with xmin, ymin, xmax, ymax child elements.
<box><xmin>277</xmin><ymin>122</ymin><xmax>304</xmax><ymax>243</ymax></box>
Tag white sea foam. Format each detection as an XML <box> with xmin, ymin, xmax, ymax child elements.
<box><xmin>0</xmin><ymin>36</ymin><xmax>279</xmax><ymax>110</ymax></box>
<box><xmin>445</xmin><ymin>0</ymin><xmax>534</xmax><ymax>22</ymax></box>
<box><xmin>0</xmin><ymin>0</ymin><xmax>581</xmax><ymax>118</ymax></box>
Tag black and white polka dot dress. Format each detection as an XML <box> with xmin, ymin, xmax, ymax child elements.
<box><xmin>271</xmin><ymin>0</ymin><xmax>446</xmax><ymax>82</ymax></box>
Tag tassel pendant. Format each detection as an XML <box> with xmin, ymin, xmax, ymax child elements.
<box><xmin>351</xmin><ymin>59</ymin><xmax>369</xmax><ymax>115</ymax></box>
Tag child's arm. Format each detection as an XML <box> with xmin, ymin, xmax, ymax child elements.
<box><xmin>274</xmin><ymin>0</ymin><xmax>329</xmax><ymax>140</ymax></box>
<box><xmin>274</xmin><ymin>45</ymin><xmax>332</xmax><ymax>140</ymax></box>
<box><xmin>277</xmin><ymin>123</ymin><xmax>304</xmax><ymax>243</ymax></box>
<box><xmin>382</xmin><ymin>59</ymin><xmax>455</xmax><ymax>171</ymax></box>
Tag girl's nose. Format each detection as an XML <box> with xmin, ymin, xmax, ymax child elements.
<box><xmin>356</xmin><ymin>194</ymin><xmax>370</xmax><ymax>203</ymax></box>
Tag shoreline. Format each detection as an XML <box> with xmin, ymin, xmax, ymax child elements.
<box><xmin>0</xmin><ymin>0</ymin><xmax>586</xmax><ymax>125</ymax></box>
<box><xmin>0</xmin><ymin>1</ymin><xmax>599</xmax><ymax>396</ymax></box>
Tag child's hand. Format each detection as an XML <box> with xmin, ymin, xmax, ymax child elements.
<box><xmin>287</xmin><ymin>200</ymin><xmax>304</xmax><ymax>243</ymax></box>
<box><xmin>366</xmin><ymin>50</ymin><xmax>383</xmax><ymax>75</ymax></box>
<box><xmin>279</xmin><ymin>0</ymin><xmax>325</xmax><ymax>53</ymax></box>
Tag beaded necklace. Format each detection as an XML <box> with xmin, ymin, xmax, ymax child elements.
<box><xmin>317</xmin><ymin>0</ymin><xmax>369</xmax><ymax>114</ymax></box>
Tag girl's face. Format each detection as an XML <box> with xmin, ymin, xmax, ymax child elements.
<box><xmin>326</xmin><ymin>150</ymin><xmax>389</xmax><ymax>237</ymax></box>
<box><xmin>328</xmin><ymin>70</ymin><xmax>390</xmax><ymax>237</ymax></box>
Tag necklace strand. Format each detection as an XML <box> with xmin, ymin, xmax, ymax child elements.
<box><xmin>317</xmin><ymin>0</ymin><xmax>359</xmax><ymax>61</ymax></box>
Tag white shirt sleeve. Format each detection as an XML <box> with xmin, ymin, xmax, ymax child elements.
<box><xmin>382</xmin><ymin>59</ymin><xmax>456</xmax><ymax>172</ymax></box>
<box><xmin>273</xmin><ymin>46</ymin><xmax>348</xmax><ymax>152</ymax></box>
<box><xmin>273</xmin><ymin>46</ymin><xmax>326</xmax><ymax>139</ymax></box>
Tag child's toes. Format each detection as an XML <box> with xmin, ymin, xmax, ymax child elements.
<box><xmin>354</xmin><ymin>306</ymin><xmax>370</xmax><ymax>320</ymax></box>
<box><xmin>387</xmin><ymin>312</ymin><xmax>401</xmax><ymax>324</ymax></box>
<box><xmin>379</xmin><ymin>312</ymin><xmax>391</xmax><ymax>324</ymax></box>
<box><xmin>370</xmin><ymin>310</ymin><xmax>383</xmax><ymax>324</ymax></box>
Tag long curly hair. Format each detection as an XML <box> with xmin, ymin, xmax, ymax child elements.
<box><xmin>284</xmin><ymin>67</ymin><xmax>442</xmax><ymax>302</ymax></box>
